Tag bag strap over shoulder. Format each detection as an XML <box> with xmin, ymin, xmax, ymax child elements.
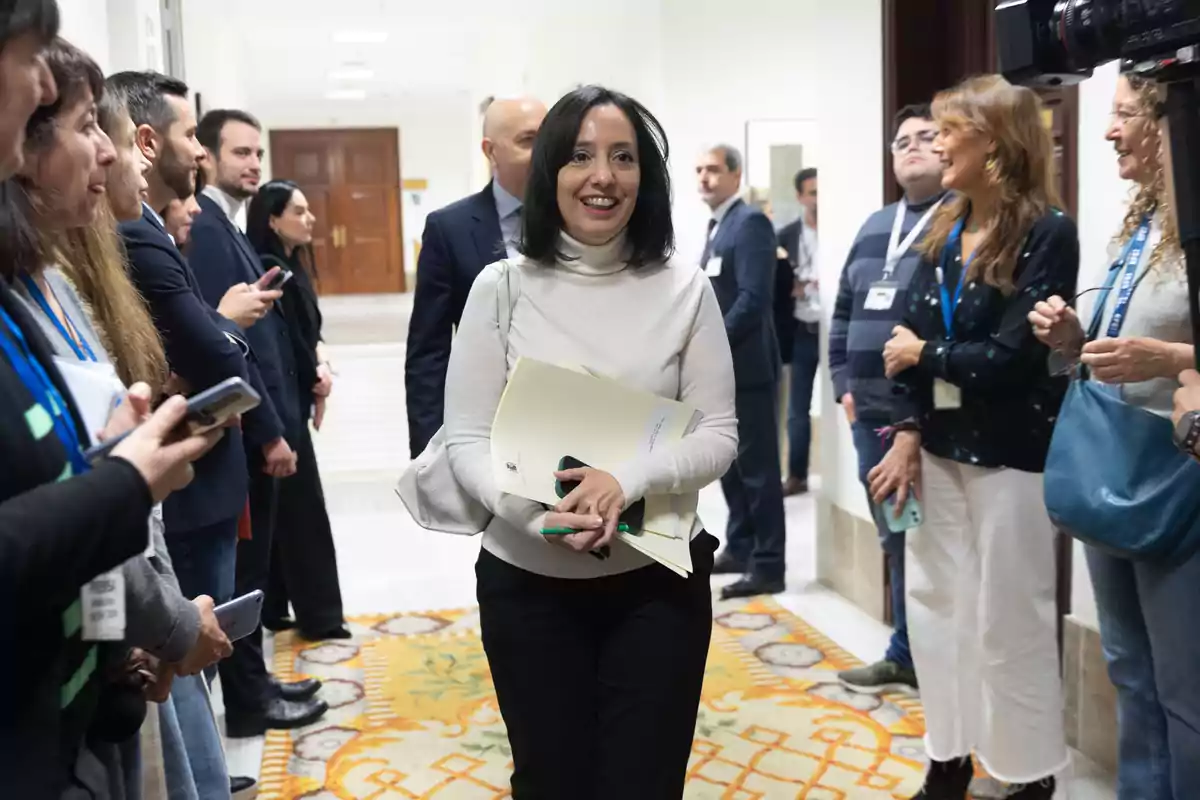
<box><xmin>496</xmin><ymin>259</ymin><xmax>522</xmax><ymax>349</ymax></box>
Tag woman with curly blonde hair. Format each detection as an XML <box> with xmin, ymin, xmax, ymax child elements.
<box><xmin>871</xmin><ymin>74</ymin><xmax>1079</xmax><ymax>798</ymax></box>
<box><xmin>1031</xmin><ymin>72</ymin><xmax>1198</xmax><ymax>799</ymax></box>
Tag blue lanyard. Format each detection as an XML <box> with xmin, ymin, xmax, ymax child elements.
<box><xmin>937</xmin><ymin>216</ymin><xmax>977</xmax><ymax>340</ymax></box>
<box><xmin>0</xmin><ymin>305</ymin><xmax>89</xmax><ymax>474</ymax></box>
<box><xmin>18</xmin><ymin>274</ymin><xmax>97</xmax><ymax>363</ymax></box>
<box><xmin>1101</xmin><ymin>217</ymin><xmax>1152</xmax><ymax>339</ymax></box>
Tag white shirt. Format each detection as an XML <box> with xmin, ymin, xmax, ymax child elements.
<box><xmin>793</xmin><ymin>215</ymin><xmax>820</xmax><ymax>323</ymax></box>
<box><xmin>202</xmin><ymin>185</ymin><xmax>247</xmax><ymax>229</ymax></box>
<box><xmin>443</xmin><ymin>231</ymin><xmax>739</xmax><ymax>579</ymax></box>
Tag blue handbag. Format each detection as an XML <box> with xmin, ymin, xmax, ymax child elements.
<box><xmin>1044</xmin><ymin>237</ymin><xmax>1200</xmax><ymax>561</ymax></box>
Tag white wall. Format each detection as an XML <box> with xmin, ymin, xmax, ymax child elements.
<box><xmin>58</xmin><ymin>0</ymin><xmax>111</xmax><ymax>70</ymax></box>
<box><xmin>105</xmin><ymin>0</ymin><xmax>164</xmax><ymax>74</ymax></box>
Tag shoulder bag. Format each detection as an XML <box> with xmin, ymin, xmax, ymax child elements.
<box><xmin>396</xmin><ymin>261</ymin><xmax>521</xmax><ymax>535</ymax></box>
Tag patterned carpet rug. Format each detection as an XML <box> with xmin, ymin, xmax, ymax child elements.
<box><xmin>260</xmin><ymin>596</ymin><xmax>928</xmax><ymax>799</ymax></box>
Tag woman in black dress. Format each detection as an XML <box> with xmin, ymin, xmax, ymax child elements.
<box><xmin>246</xmin><ymin>179</ymin><xmax>348</xmax><ymax>640</ymax></box>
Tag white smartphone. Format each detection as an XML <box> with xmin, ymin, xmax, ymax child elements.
<box><xmin>215</xmin><ymin>590</ymin><xmax>264</xmax><ymax>642</ymax></box>
<box><xmin>261</xmin><ymin>269</ymin><xmax>293</xmax><ymax>291</ymax></box>
<box><xmin>83</xmin><ymin>377</ymin><xmax>262</xmax><ymax>463</ymax></box>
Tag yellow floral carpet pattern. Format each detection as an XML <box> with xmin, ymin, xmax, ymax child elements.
<box><xmin>260</xmin><ymin>597</ymin><xmax>927</xmax><ymax>799</ymax></box>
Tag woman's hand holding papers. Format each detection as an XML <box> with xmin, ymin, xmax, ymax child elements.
<box><xmin>554</xmin><ymin>467</ymin><xmax>626</xmax><ymax>549</ymax></box>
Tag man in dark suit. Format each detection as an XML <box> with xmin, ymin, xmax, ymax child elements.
<box><xmin>776</xmin><ymin>168</ymin><xmax>820</xmax><ymax>496</ymax></box>
<box><xmin>697</xmin><ymin>144</ymin><xmax>787</xmax><ymax>600</ymax></box>
<box><xmin>107</xmin><ymin>74</ymin><xmax>322</xmax><ymax>793</ymax></box>
<box><xmin>188</xmin><ymin>107</ymin><xmax>329</xmax><ymax>738</ymax></box>
<box><xmin>405</xmin><ymin>97</ymin><xmax>546</xmax><ymax>457</ymax></box>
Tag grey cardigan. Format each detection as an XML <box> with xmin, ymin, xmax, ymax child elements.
<box><xmin>12</xmin><ymin>267</ymin><xmax>200</xmax><ymax>662</ymax></box>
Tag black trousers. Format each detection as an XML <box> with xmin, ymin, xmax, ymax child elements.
<box><xmin>476</xmin><ymin>533</ymin><xmax>717</xmax><ymax>800</ymax></box>
<box><xmin>264</xmin><ymin>422</ymin><xmax>345</xmax><ymax>633</ymax></box>
<box><xmin>720</xmin><ymin>385</ymin><xmax>787</xmax><ymax>580</ymax></box>
<box><xmin>218</xmin><ymin>465</ymin><xmax>278</xmax><ymax>720</ymax></box>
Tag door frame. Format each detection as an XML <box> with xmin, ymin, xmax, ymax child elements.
<box><xmin>880</xmin><ymin>0</ymin><xmax>1076</xmax><ymax>650</ymax></box>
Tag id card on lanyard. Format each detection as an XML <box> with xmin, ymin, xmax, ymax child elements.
<box><xmin>1</xmin><ymin>295</ymin><xmax>126</xmax><ymax>641</ymax></box>
<box><xmin>865</xmin><ymin>197</ymin><xmax>943</xmax><ymax>312</ymax></box>
<box><xmin>931</xmin><ymin>216</ymin><xmax>977</xmax><ymax>410</ymax></box>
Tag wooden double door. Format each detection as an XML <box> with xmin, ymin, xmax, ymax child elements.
<box><xmin>269</xmin><ymin>128</ymin><xmax>406</xmax><ymax>295</ymax></box>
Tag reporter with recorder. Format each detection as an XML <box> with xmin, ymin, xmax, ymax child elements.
<box><xmin>1031</xmin><ymin>72</ymin><xmax>1199</xmax><ymax>800</ymax></box>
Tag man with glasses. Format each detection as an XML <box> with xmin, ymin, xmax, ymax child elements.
<box><xmin>828</xmin><ymin>103</ymin><xmax>946</xmax><ymax>694</ymax></box>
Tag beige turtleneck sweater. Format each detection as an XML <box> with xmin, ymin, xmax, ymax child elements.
<box><xmin>443</xmin><ymin>231</ymin><xmax>738</xmax><ymax>579</ymax></box>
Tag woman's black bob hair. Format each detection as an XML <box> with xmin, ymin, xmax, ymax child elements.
<box><xmin>520</xmin><ymin>85</ymin><xmax>673</xmax><ymax>267</ymax></box>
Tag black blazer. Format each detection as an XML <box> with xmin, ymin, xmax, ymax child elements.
<box><xmin>0</xmin><ymin>278</ymin><xmax>153</xmax><ymax>795</ymax></box>
<box><xmin>190</xmin><ymin>194</ymin><xmax>301</xmax><ymax>442</ymax></box>
<box><xmin>404</xmin><ymin>182</ymin><xmax>505</xmax><ymax>457</ymax></box>
<box><xmin>774</xmin><ymin>220</ymin><xmax>802</xmax><ymax>363</ymax></box>
<box><xmin>120</xmin><ymin>206</ymin><xmax>259</xmax><ymax>532</ymax></box>
<box><xmin>708</xmin><ymin>199</ymin><xmax>781</xmax><ymax>389</ymax></box>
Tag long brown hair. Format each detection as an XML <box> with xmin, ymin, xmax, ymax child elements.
<box><xmin>1115</xmin><ymin>73</ymin><xmax>1181</xmax><ymax>274</ymax></box>
<box><xmin>54</xmin><ymin>206</ymin><xmax>168</xmax><ymax>394</ymax></box>
<box><xmin>917</xmin><ymin>75</ymin><xmax>1060</xmax><ymax>293</ymax></box>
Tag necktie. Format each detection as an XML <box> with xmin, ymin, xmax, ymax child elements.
<box><xmin>700</xmin><ymin>218</ymin><xmax>718</xmax><ymax>267</ymax></box>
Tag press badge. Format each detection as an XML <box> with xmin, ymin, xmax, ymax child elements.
<box><xmin>81</xmin><ymin>567</ymin><xmax>126</xmax><ymax>641</ymax></box>
<box><xmin>933</xmin><ymin>379</ymin><xmax>962</xmax><ymax>410</ymax></box>
<box><xmin>704</xmin><ymin>257</ymin><xmax>723</xmax><ymax>277</ymax></box>
<box><xmin>864</xmin><ymin>282</ymin><xmax>898</xmax><ymax>311</ymax></box>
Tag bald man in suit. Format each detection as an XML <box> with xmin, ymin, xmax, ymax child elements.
<box><xmin>405</xmin><ymin>97</ymin><xmax>547</xmax><ymax>457</ymax></box>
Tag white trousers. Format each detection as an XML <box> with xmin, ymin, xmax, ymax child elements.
<box><xmin>907</xmin><ymin>452</ymin><xmax>1068</xmax><ymax>783</ymax></box>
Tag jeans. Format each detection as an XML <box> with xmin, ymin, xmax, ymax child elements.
<box><xmin>167</xmin><ymin>517</ymin><xmax>238</xmax><ymax>685</ymax></box>
<box><xmin>1086</xmin><ymin>545</ymin><xmax>1200</xmax><ymax>799</ymax></box>
<box><xmin>161</xmin><ymin>675</ymin><xmax>231</xmax><ymax>800</ymax></box>
<box><xmin>787</xmin><ymin>322</ymin><xmax>820</xmax><ymax>482</ymax></box>
<box><xmin>850</xmin><ymin>418</ymin><xmax>911</xmax><ymax>669</ymax></box>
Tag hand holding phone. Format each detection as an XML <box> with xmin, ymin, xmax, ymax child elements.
<box><xmin>882</xmin><ymin>492</ymin><xmax>923</xmax><ymax>533</ymax></box>
<box><xmin>106</xmin><ymin>394</ymin><xmax>227</xmax><ymax>503</ymax></box>
<box><xmin>85</xmin><ymin>377</ymin><xmax>261</xmax><ymax>465</ymax></box>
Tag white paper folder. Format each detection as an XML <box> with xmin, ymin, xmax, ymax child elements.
<box><xmin>490</xmin><ymin>357</ymin><xmax>703</xmax><ymax>572</ymax></box>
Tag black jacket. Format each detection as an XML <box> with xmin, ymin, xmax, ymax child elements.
<box><xmin>892</xmin><ymin>210</ymin><xmax>1079</xmax><ymax>472</ymax></box>
<box><xmin>707</xmin><ymin>199</ymin><xmax>781</xmax><ymax>389</ymax></box>
<box><xmin>404</xmin><ymin>182</ymin><xmax>505</xmax><ymax>457</ymax></box>
<box><xmin>265</xmin><ymin>253</ymin><xmax>322</xmax><ymax>423</ymax></box>
<box><xmin>189</xmin><ymin>194</ymin><xmax>301</xmax><ymax>442</ymax></box>
<box><xmin>120</xmin><ymin>206</ymin><xmax>260</xmax><ymax>531</ymax></box>
<box><xmin>0</xmin><ymin>278</ymin><xmax>154</xmax><ymax>797</ymax></box>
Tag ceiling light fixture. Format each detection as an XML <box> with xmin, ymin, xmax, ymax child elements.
<box><xmin>329</xmin><ymin>68</ymin><xmax>375</xmax><ymax>81</ymax></box>
<box><xmin>332</xmin><ymin>31</ymin><xmax>388</xmax><ymax>44</ymax></box>
<box><xmin>326</xmin><ymin>88</ymin><xmax>367</xmax><ymax>101</ymax></box>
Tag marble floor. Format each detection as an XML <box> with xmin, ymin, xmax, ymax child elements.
<box><xmin>223</xmin><ymin>292</ymin><xmax>1116</xmax><ymax>799</ymax></box>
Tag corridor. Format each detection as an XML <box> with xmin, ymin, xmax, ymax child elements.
<box><xmin>219</xmin><ymin>293</ymin><xmax>1117</xmax><ymax>799</ymax></box>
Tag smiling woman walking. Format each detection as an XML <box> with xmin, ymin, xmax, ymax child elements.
<box><xmin>441</xmin><ymin>85</ymin><xmax>738</xmax><ymax>799</ymax></box>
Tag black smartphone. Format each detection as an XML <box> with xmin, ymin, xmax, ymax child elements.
<box><xmin>82</xmin><ymin>377</ymin><xmax>262</xmax><ymax>463</ymax></box>
<box><xmin>553</xmin><ymin>454</ymin><xmax>646</xmax><ymax>534</ymax></box>
<box><xmin>555</xmin><ymin>455</ymin><xmax>588</xmax><ymax>498</ymax></box>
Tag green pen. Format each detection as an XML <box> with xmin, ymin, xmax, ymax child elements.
<box><xmin>541</xmin><ymin>523</ymin><xmax>632</xmax><ymax>536</ymax></box>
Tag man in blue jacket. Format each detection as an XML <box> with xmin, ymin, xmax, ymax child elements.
<box><xmin>188</xmin><ymin>107</ymin><xmax>329</xmax><ymax>737</ymax></box>
<box><xmin>697</xmin><ymin>145</ymin><xmax>787</xmax><ymax>600</ymax></box>
<box><xmin>404</xmin><ymin>96</ymin><xmax>545</xmax><ymax>457</ymax></box>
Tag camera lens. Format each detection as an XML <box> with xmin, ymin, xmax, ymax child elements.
<box><xmin>1050</xmin><ymin>0</ymin><xmax>1125</xmax><ymax>71</ymax></box>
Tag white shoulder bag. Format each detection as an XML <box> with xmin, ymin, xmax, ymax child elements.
<box><xmin>396</xmin><ymin>261</ymin><xmax>521</xmax><ymax>535</ymax></box>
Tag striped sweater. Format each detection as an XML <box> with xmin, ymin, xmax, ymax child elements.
<box><xmin>827</xmin><ymin>194</ymin><xmax>945</xmax><ymax>420</ymax></box>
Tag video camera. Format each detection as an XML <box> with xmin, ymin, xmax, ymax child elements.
<box><xmin>997</xmin><ymin>0</ymin><xmax>1200</xmax><ymax>370</ymax></box>
<box><xmin>997</xmin><ymin>0</ymin><xmax>1200</xmax><ymax>84</ymax></box>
